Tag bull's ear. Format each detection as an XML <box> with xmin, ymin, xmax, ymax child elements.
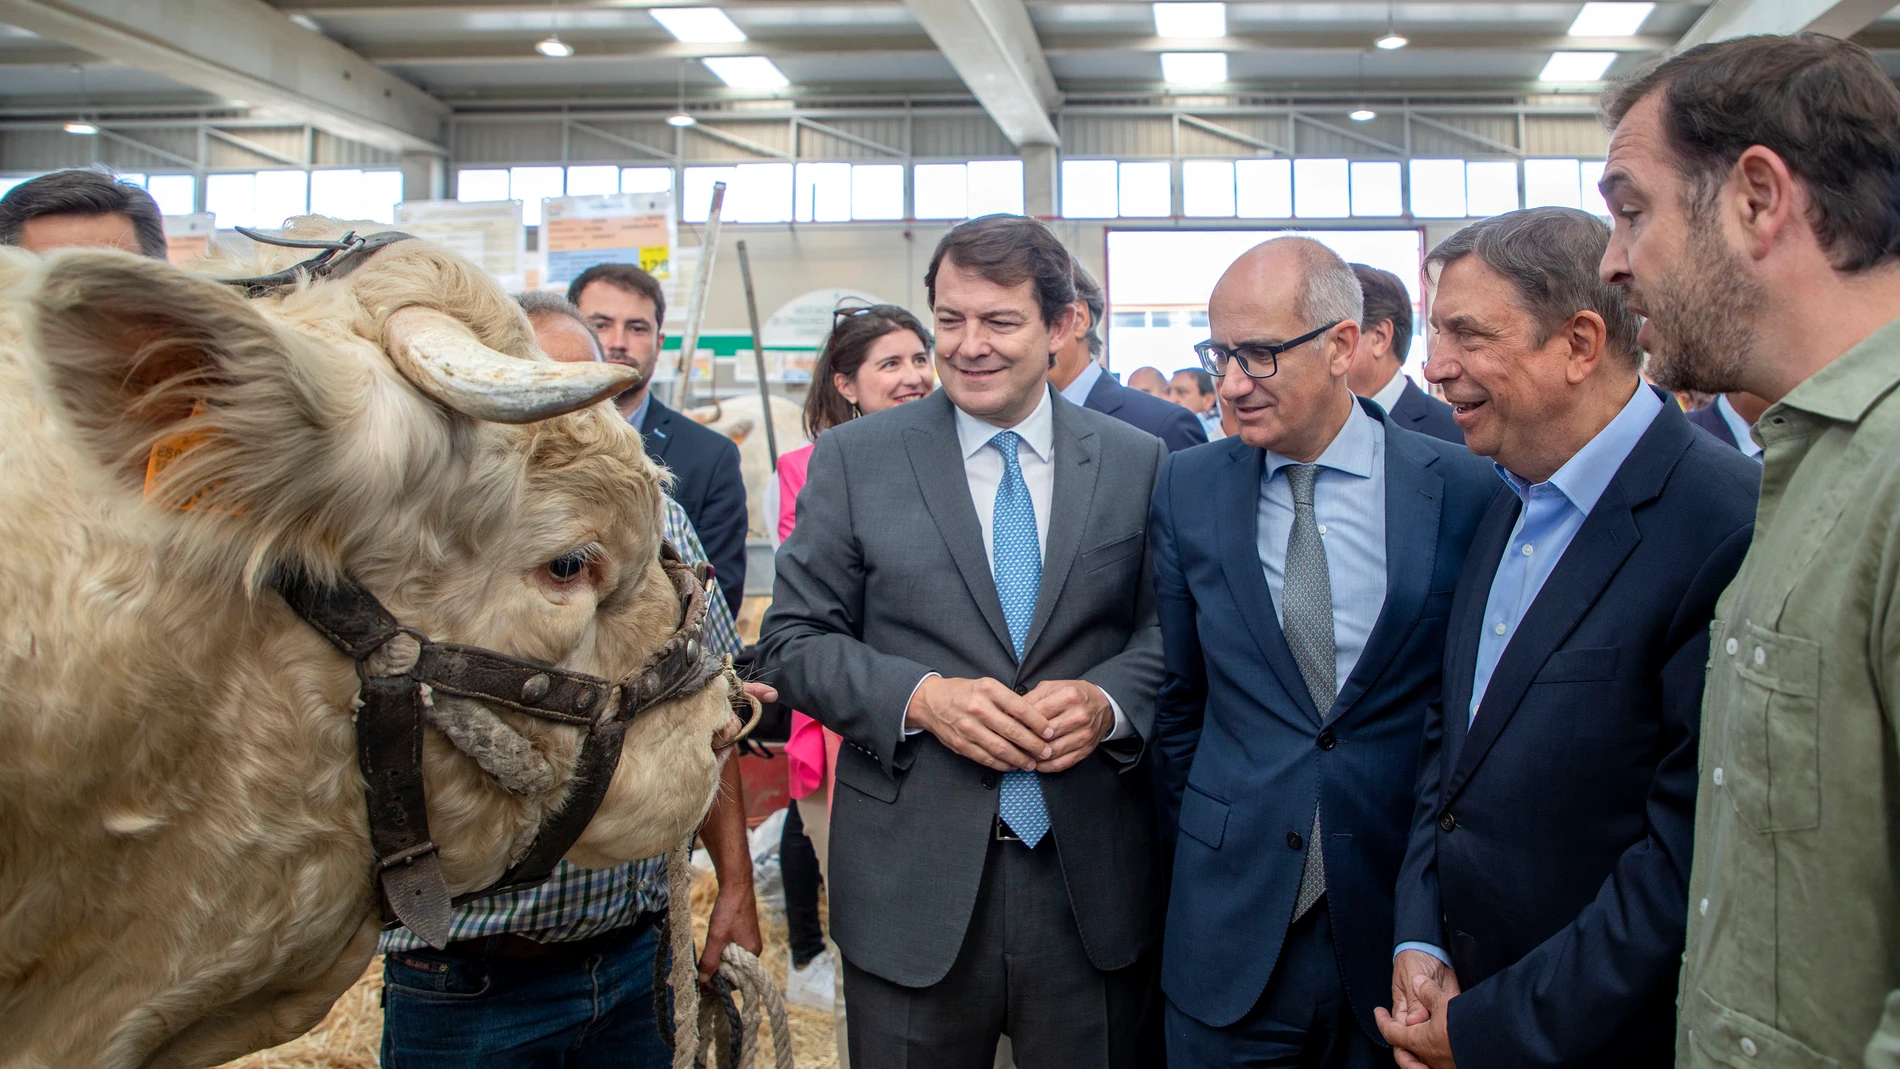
<box><xmin>28</xmin><ymin>250</ymin><xmax>288</xmax><ymax>494</ymax></box>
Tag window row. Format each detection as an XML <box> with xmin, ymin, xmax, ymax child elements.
<box><xmin>1069</xmin><ymin>157</ymin><xmax>1611</xmax><ymax>221</ymax></box>
<box><xmin>0</xmin><ymin>169</ymin><xmax>407</xmax><ymax>227</ymax></box>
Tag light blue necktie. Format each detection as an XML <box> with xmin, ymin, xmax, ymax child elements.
<box><xmin>989</xmin><ymin>430</ymin><xmax>1051</xmax><ymax>848</ymax></box>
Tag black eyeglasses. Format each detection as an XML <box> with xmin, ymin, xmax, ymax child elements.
<box><xmin>1192</xmin><ymin>320</ymin><xmax>1343</xmax><ymax>380</ymax></box>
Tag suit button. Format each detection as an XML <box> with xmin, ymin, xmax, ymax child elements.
<box><xmin>1013</xmin><ymin>683</ymin><xmax>1028</xmax><ymax>695</ymax></box>
<box><xmin>981</xmin><ymin>773</ymin><xmax>998</xmax><ymax>790</ymax></box>
<box><xmin>1439</xmin><ymin>811</ymin><xmax>1456</xmax><ymax>832</ymax></box>
<box><xmin>1286</xmin><ymin>831</ymin><xmax>1303</xmax><ymax>850</ymax></box>
<box><xmin>1317</xmin><ymin>730</ymin><xmax>1336</xmax><ymax>750</ymax></box>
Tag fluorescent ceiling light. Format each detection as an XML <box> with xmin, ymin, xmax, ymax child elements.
<box><xmin>651</xmin><ymin>7</ymin><xmax>747</xmax><ymax>43</ymax></box>
<box><xmin>1349</xmin><ymin>108</ymin><xmax>1376</xmax><ymax>122</ymax></box>
<box><xmin>1567</xmin><ymin>2</ymin><xmax>1654</xmax><ymax>36</ymax></box>
<box><xmin>667</xmin><ymin>112</ymin><xmax>697</xmax><ymax>127</ymax></box>
<box><xmin>1153</xmin><ymin>2</ymin><xmax>1226</xmax><ymax>39</ymax></box>
<box><xmin>1539</xmin><ymin>51</ymin><xmax>1617</xmax><ymax>81</ymax></box>
<box><xmin>535</xmin><ymin>35</ymin><xmax>575</xmax><ymax>57</ymax></box>
<box><xmin>63</xmin><ymin>120</ymin><xmax>97</xmax><ymax>135</ymax></box>
<box><xmin>1375</xmin><ymin>32</ymin><xmax>1408</xmax><ymax>49</ymax></box>
<box><xmin>1161</xmin><ymin>52</ymin><xmax>1227</xmax><ymax>86</ymax></box>
<box><xmin>702</xmin><ymin>55</ymin><xmax>789</xmax><ymax>89</ymax></box>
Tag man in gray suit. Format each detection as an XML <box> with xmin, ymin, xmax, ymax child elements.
<box><xmin>757</xmin><ymin>213</ymin><xmax>1167</xmax><ymax>1068</ymax></box>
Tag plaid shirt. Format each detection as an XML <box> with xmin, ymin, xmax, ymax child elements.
<box><xmin>383</xmin><ymin>495</ymin><xmax>744</xmax><ymax>950</ymax></box>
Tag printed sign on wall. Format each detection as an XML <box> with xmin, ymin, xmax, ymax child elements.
<box><xmin>542</xmin><ymin>192</ymin><xmax>676</xmax><ymax>289</ymax></box>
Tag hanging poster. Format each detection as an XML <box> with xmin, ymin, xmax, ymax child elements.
<box><xmin>163</xmin><ymin>213</ymin><xmax>216</xmax><ymax>264</ymax></box>
<box><xmin>393</xmin><ymin>199</ymin><xmax>527</xmax><ymax>290</ymax></box>
<box><xmin>542</xmin><ymin>192</ymin><xmax>675</xmax><ymax>289</ymax></box>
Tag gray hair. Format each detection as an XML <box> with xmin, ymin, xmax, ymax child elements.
<box><xmin>514</xmin><ymin>291</ymin><xmax>603</xmax><ymax>358</ymax></box>
<box><xmin>1424</xmin><ymin>208</ymin><xmax>1642</xmax><ymax>366</ymax></box>
<box><xmin>1072</xmin><ymin>263</ymin><xmax>1106</xmax><ymax>357</ymax></box>
<box><xmin>1273</xmin><ymin>236</ymin><xmax>1364</xmax><ymax>330</ymax></box>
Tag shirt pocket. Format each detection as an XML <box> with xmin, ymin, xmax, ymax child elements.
<box><xmin>1717</xmin><ymin>620</ymin><xmax>1822</xmax><ymax>834</ymax></box>
<box><xmin>1684</xmin><ymin>989</ymin><xmax>1840</xmax><ymax>1069</ymax></box>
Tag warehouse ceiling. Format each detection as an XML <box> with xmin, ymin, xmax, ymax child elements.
<box><xmin>0</xmin><ymin>0</ymin><xmax>1893</xmax><ymax>153</ymax></box>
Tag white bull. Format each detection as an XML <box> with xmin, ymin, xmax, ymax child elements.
<box><xmin>0</xmin><ymin>218</ymin><xmax>741</xmax><ymax>1068</ymax></box>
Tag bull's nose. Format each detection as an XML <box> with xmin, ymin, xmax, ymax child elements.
<box><xmin>711</xmin><ymin>709</ymin><xmax>746</xmax><ymax>750</ymax></box>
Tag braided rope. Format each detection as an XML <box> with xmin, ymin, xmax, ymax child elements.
<box><xmin>663</xmin><ymin>839</ymin><xmax>796</xmax><ymax>1069</ymax></box>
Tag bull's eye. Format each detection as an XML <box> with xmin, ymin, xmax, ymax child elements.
<box><xmin>548</xmin><ymin>551</ymin><xmax>588</xmax><ymax>581</ymax></box>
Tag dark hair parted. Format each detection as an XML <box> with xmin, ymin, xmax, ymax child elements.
<box><xmin>1351</xmin><ymin>263</ymin><xmax>1413</xmax><ymax>363</ymax></box>
<box><xmin>925</xmin><ymin>214</ymin><xmax>1077</xmax><ymax>328</ymax></box>
<box><xmin>1425</xmin><ymin>207</ymin><xmax>1643</xmax><ymax>367</ymax></box>
<box><xmin>803</xmin><ymin>304</ymin><xmax>934</xmax><ymax>439</ymax></box>
<box><xmin>1602</xmin><ymin>33</ymin><xmax>1900</xmax><ymax>272</ymax></box>
<box><xmin>0</xmin><ymin>169</ymin><xmax>167</xmax><ymax>260</ymax></box>
<box><xmin>1072</xmin><ymin>263</ymin><xmax>1105</xmax><ymax>357</ymax></box>
<box><xmin>566</xmin><ymin>262</ymin><xmax>667</xmax><ymax>328</ymax></box>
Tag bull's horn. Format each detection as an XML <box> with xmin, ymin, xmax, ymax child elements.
<box><xmin>382</xmin><ymin>305</ymin><xmax>639</xmax><ymax>424</ymax></box>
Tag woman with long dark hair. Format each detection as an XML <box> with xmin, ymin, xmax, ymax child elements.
<box><xmin>768</xmin><ymin>303</ymin><xmax>932</xmax><ymax>1028</ymax></box>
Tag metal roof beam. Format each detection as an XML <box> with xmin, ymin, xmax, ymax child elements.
<box><xmin>1675</xmin><ymin>0</ymin><xmax>1892</xmax><ymax>49</ymax></box>
<box><xmin>903</xmin><ymin>0</ymin><xmax>1059</xmax><ymax>147</ymax></box>
<box><xmin>0</xmin><ymin>0</ymin><xmax>448</xmax><ymax>154</ymax></box>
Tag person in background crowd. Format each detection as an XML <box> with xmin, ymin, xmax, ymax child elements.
<box><xmin>1050</xmin><ymin>265</ymin><xmax>1206</xmax><ymax>453</ymax></box>
<box><xmin>1379</xmin><ymin>209</ymin><xmax>1757</xmax><ymax>1069</ymax></box>
<box><xmin>758</xmin><ymin>214</ymin><xmax>1167</xmax><ymax>1068</ymax></box>
<box><xmin>1598</xmin><ymin>33</ymin><xmax>1900</xmax><ymax>1068</ymax></box>
<box><xmin>1167</xmin><ymin>368</ymin><xmax>1224</xmax><ymax>441</ymax></box>
<box><xmin>1128</xmin><ymin>366</ymin><xmax>1171</xmax><ymax>398</ymax></box>
<box><xmin>0</xmin><ymin>168</ymin><xmax>167</xmax><ymax>259</ymax></box>
<box><xmin>377</xmin><ymin>293</ymin><xmax>766</xmax><ymax>1069</ymax></box>
<box><xmin>768</xmin><ymin>301</ymin><xmax>935</xmax><ymax>1027</ymax></box>
<box><xmin>1152</xmin><ymin>237</ymin><xmax>1494</xmax><ymax>1066</ymax></box>
<box><xmin>1685</xmin><ymin>391</ymin><xmax>1769</xmax><ymax>461</ymax></box>
<box><xmin>569</xmin><ymin>263</ymin><xmax>747</xmax><ymax>615</ymax></box>
<box><xmin>1347</xmin><ymin>264</ymin><xmax>1463</xmax><ymax>444</ymax></box>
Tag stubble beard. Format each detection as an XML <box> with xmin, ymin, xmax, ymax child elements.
<box><xmin>1637</xmin><ymin>222</ymin><xmax>1764</xmax><ymax>394</ymax></box>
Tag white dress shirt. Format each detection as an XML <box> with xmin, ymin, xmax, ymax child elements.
<box><xmin>1369</xmin><ymin>366</ymin><xmax>1409</xmax><ymax>417</ymax></box>
<box><xmin>904</xmin><ymin>387</ymin><xmax>1131</xmax><ymax>740</ymax></box>
<box><xmin>1716</xmin><ymin>394</ymin><xmax>1764</xmax><ymax>459</ymax></box>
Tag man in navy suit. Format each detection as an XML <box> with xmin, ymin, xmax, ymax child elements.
<box><xmin>1684</xmin><ymin>392</ymin><xmax>1766</xmax><ymax>461</ymax></box>
<box><xmin>1379</xmin><ymin>209</ymin><xmax>1758</xmax><ymax>1069</ymax></box>
<box><xmin>571</xmin><ymin>264</ymin><xmax>748</xmax><ymax>614</ymax></box>
<box><xmin>1052</xmin><ymin>265</ymin><xmax>1207</xmax><ymax>453</ymax></box>
<box><xmin>1347</xmin><ymin>264</ymin><xmax>1464</xmax><ymax>445</ymax></box>
<box><xmin>1152</xmin><ymin>237</ymin><xmax>1495</xmax><ymax>1065</ymax></box>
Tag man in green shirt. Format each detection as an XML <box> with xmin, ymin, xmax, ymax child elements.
<box><xmin>1598</xmin><ymin>33</ymin><xmax>1900</xmax><ymax>1069</ymax></box>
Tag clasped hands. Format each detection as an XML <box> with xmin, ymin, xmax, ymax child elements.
<box><xmin>905</xmin><ymin>676</ymin><xmax>1113</xmax><ymax>773</ymax></box>
<box><xmin>1375</xmin><ymin>949</ymin><xmax>1462</xmax><ymax>1069</ymax></box>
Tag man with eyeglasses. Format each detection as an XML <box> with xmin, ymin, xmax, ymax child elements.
<box><xmin>1150</xmin><ymin>236</ymin><xmax>1496</xmax><ymax>1065</ymax></box>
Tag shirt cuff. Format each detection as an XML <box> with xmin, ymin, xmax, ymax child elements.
<box><xmin>902</xmin><ymin>672</ymin><xmax>939</xmax><ymax>740</ymax></box>
<box><xmin>1098</xmin><ymin>685</ymin><xmax>1133</xmax><ymax>741</ymax></box>
<box><xmin>1395</xmin><ymin>942</ymin><xmax>1453</xmax><ymax>966</ymax></box>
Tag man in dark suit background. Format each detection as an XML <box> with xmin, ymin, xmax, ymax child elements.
<box><xmin>1152</xmin><ymin>236</ymin><xmax>1496</xmax><ymax>1065</ymax></box>
<box><xmin>1379</xmin><ymin>208</ymin><xmax>1758</xmax><ymax>1069</ymax></box>
<box><xmin>1347</xmin><ymin>264</ymin><xmax>1464</xmax><ymax>445</ymax></box>
<box><xmin>1685</xmin><ymin>391</ymin><xmax>1767</xmax><ymax>461</ymax></box>
<box><xmin>758</xmin><ymin>214</ymin><xmax>1167</xmax><ymax>1067</ymax></box>
<box><xmin>1051</xmin><ymin>264</ymin><xmax>1208</xmax><ymax>452</ymax></box>
<box><xmin>570</xmin><ymin>263</ymin><xmax>747</xmax><ymax>614</ymax></box>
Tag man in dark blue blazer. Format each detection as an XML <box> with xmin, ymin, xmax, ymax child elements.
<box><xmin>1053</xmin><ymin>265</ymin><xmax>1207</xmax><ymax>453</ymax></box>
<box><xmin>1380</xmin><ymin>209</ymin><xmax>1758</xmax><ymax>1069</ymax></box>
<box><xmin>1685</xmin><ymin>391</ymin><xmax>1766</xmax><ymax>462</ymax></box>
<box><xmin>572</xmin><ymin>264</ymin><xmax>748</xmax><ymax>614</ymax></box>
<box><xmin>1348</xmin><ymin>264</ymin><xmax>1464</xmax><ymax>446</ymax></box>
<box><xmin>1152</xmin><ymin>237</ymin><xmax>1495</xmax><ymax>1065</ymax></box>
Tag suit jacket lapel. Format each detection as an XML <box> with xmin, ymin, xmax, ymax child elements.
<box><xmin>1396</xmin><ymin>380</ymin><xmax>1430</xmax><ymax>432</ymax></box>
<box><xmin>1216</xmin><ymin>441</ymin><xmax>1324</xmax><ymax>726</ymax></box>
<box><xmin>640</xmin><ymin>398</ymin><xmax>676</xmax><ymax>464</ymax></box>
<box><xmin>1086</xmin><ymin>371</ymin><xmax>1125</xmax><ymax>415</ymax></box>
<box><xmin>1022</xmin><ymin>394</ymin><xmax>1098</xmax><ymax>661</ymax></box>
<box><xmin>1334</xmin><ymin>423</ymin><xmax>1441</xmax><ymax>719</ymax></box>
<box><xmin>1440</xmin><ymin>492</ymin><xmax>1518</xmax><ymax>773</ymax></box>
<box><xmin>903</xmin><ymin>394</ymin><xmax>1015</xmax><ymax>660</ymax></box>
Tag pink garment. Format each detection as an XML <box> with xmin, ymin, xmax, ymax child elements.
<box><xmin>776</xmin><ymin>442</ymin><xmax>838</xmax><ymax>804</ymax></box>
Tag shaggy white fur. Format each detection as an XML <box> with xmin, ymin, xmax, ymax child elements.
<box><xmin>0</xmin><ymin>219</ymin><xmax>738</xmax><ymax>1068</ymax></box>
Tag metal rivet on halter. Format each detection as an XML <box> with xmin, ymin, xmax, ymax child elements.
<box><xmin>573</xmin><ymin>689</ymin><xmax>596</xmax><ymax>713</ymax></box>
<box><xmin>685</xmin><ymin>638</ymin><xmax>700</xmax><ymax>662</ymax></box>
<box><xmin>521</xmin><ymin>673</ymin><xmax>552</xmax><ymax>703</ymax></box>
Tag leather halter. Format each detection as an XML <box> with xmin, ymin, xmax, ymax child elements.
<box><xmin>270</xmin><ymin>543</ymin><xmax>730</xmax><ymax>949</ymax></box>
<box><xmin>219</xmin><ymin>227</ymin><xmax>416</xmax><ymax>298</ymax></box>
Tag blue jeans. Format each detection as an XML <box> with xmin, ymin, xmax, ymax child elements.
<box><xmin>380</xmin><ymin>923</ymin><xmax>674</xmax><ymax>1069</ymax></box>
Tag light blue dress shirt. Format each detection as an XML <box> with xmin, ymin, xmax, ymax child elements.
<box><xmin>1060</xmin><ymin>359</ymin><xmax>1104</xmax><ymax>407</ymax></box>
<box><xmin>1258</xmin><ymin>401</ymin><xmax>1387</xmax><ymax>707</ymax></box>
<box><xmin>626</xmin><ymin>391</ymin><xmax>653</xmax><ymax>433</ymax></box>
<box><xmin>1395</xmin><ymin>382</ymin><xmax>1662</xmax><ymax>967</ymax></box>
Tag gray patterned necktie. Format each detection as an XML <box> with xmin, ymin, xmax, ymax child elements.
<box><xmin>1282</xmin><ymin>463</ymin><xmax>1336</xmax><ymax>920</ymax></box>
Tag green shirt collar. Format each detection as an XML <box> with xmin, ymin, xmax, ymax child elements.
<box><xmin>1776</xmin><ymin>312</ymin><xmax>1900</xmax><ymax>426</ymax></box>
